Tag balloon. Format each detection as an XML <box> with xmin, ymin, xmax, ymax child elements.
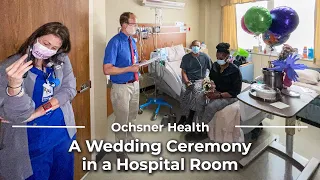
<box><xmin>244</xmin><ymin>6</ymin><xmax>272</xmax><ymax>35</ymax></box>
<box><xmin>241</xmin><ymin>16</ymin><xmax>254</xmax><ymax>35</ymax></box>
<box><xmin>233</xmin><ymin>48</ymin><xmax>249</xmax><ymax>58</ymax></box>
<box><xmin>263</xmin><ymin>31</ymin><xmax>290</xmax><ymax>47</ymax></box>
<box><xmin>268</xmin><ymin>6</ymin><xmax>299</xmax><ymax>36</ymax></box>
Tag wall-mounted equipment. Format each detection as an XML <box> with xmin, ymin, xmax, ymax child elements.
<box><xmin>140</xmin><ymin>27</ymin><xmax>152</xmax><ymax>39</ymax></box>
<box><xmin>141</xmin><ymin>0</ymin><xmax>185</xmax><ymax>10</ymax></box>
<box><xmin>153</xmin><ymin>26</ymin><xmax>161</xmax><ymax>33</ymax></box>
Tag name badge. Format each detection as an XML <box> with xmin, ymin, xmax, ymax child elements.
<box><xmin>134</xmin><ymin>55</ymin><xmax>138</xmax><ymax>63</ymax></box>
<box><xmin>134</xmin><ymin>50</ymin><xmax>138</xmax><ymax>63</ymax></box>
<box><xmin>42</xmin><ymin>83</ymin><xmax>53</xmax><ymax>102</ymax></box>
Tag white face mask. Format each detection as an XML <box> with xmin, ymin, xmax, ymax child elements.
<box><xmin>217</xmin><ymin>59</ymin><xmax>226</xmax><ymax>65</ymax></box>
<box><xmin>126</xmin><ymin>25</ymin><xmax>136</xmax><ymax>35</ymax></box>
<box><xmin>32</xmin><ymin>39</ymin><xmax>57</xmax><ymax>59</ymax></box>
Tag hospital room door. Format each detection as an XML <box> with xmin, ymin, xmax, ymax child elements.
<box><xmin>0</xmin><ymin>0</ymin><xmax>90</xmax><ymax>179</ymax></box>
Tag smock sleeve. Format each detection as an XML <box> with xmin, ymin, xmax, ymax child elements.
<box><xmin>0</xmin><ymin>56</ymin><xmax>35</xmax><ymax>123</ymax></box>
<box><xmin>53</xmin><ymin>55</ymin><xmax>77</xmax><ymax>106</ymax></box>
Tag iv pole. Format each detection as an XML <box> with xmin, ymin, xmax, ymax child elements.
<box><xmin>138</xmin><ymin>7</ymin><xmax>173</xmax><ymax>121</ymax></box>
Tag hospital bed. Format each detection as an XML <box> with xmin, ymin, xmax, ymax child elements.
<box><xmin>147</xmin><ymin>44</ymin><xmax>270</xmax><ymax>137</ymax></box>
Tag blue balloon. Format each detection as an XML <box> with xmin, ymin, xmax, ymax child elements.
<box><xmin>268</xmin><ymin>6</ymin><xmax>299</xmax><ymax>36</ymax></box>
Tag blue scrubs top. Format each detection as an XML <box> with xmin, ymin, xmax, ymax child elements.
<box><xmin>27</xmin><ymin>67</ymin><xmax>69</xmax><ymax>156</ymax></box>
<box><xmin>103</xmin><ymin>31</ymin><xmax>139</xmax><ymax>84</ymax></box>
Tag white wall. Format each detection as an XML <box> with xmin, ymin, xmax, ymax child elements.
<box><xmin>105</xmin><ymin>0</ymin><xmax>200</xmax><ymax>47</ymax></box>
<box><xmin>89</xmin><ymin>0</ymin><xmax>108</xmax><ymax>154</ymax></box>
<box><xmin>199</xmin><ymin>0</ymin><xmax>222</xmax><ymax>59</ymax></box>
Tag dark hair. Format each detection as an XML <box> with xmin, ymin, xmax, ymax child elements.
<box><xmin>17</xmin><ymin>22</ymin><xmax>71</xmax><ymax>64</ymax></box>
<box><xmin>216</xmin><ymin>42</ymin><xmax>230</xmax><ymax>54</ymax></box>
<box><xmin>190</xmin><ymin>40</ymin><xmax>200</xmax><ymax>48</ymax></box>
<box><xmin>120</xmin><ymin>12</ymin><xmax>135</xmax><ymax>26</ymax></box>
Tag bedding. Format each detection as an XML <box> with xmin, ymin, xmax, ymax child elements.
<box><xmin>293</xmin><ymin>82</ymin><xmax>320</xmax><ymax>94</ymax></box>
<box><xmin>166</xmin><ymin>44</ymin><xmax>185</xmax><ymax>62</ymax></box>
<box><xmin>166</xmin><ymin>60</ymin><xmax>182</xmax><ymax>80</ymax></box>
<box><xmin>296</xmin><ymin>69</ymin><xmax>320</xmax><ymax>85</ymax></box>
<box><xmin>207</xmin><ymin>101</ymin><xmax>244</xmax><ymax>143</ymax></box>
<box><xmin>294</xmin><ymin>68</ymin><xmax>320</xmax><ymax>127</ymax></box>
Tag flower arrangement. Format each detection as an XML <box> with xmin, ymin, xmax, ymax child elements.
<box><xmin>203</xmin><ymin>77</ymin><xmax>215</xmax><ymax>94</ymax></box>
<box><xmin>278</xmin><ymin>44</ymin><xmax>296</xmax><ymax>60</ymax></box>
<box><xmin>267</xmin><ymin>50</ymin><xmax>307</xmax><ymax>87</ymax></box>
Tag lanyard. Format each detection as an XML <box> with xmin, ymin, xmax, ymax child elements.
<box><xmin>45</xmin><ymin>67</ymin><xmax>60</xmax><ymax>87</ymax></box>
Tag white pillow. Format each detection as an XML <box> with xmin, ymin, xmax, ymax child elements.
<box><xmin>296</xmin><ymin>69</ymin><xmax>320</xmax><ymax>85</ymax></box>
<box><xmin>174</xmin><ymin>44</ymin><xmax>186</xmax><ymax>60</ymax></box>
<box><xmin>166</xmin><ymin>44</ymin><xmax>185</xmax><ymax>62</ymax></box>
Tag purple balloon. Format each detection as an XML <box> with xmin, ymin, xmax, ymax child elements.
<box><xmin>269</xmin><ymin>6</ymin><xmax>299</xmax><ymax>36</ymax></box>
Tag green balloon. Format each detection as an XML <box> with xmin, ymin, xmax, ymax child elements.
<box><xmin>233</xmin><ymin>48</ymin><xmax>249</xmax><ymax>58</ymax></box>
<box><xmin>238</xmin><ymin>48</ymin><xmax>249</xmax><ymax>57</ymax></box>
<box><xmin>244</xmin><ymin>6</ymin><xmax>272</xmax><ymax>35</ymax></box>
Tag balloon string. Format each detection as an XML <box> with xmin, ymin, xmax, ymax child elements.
<box><xmin>268</xmin><ymin>46</ymin><xmax>274</xmax><ymax>67</ymax></box>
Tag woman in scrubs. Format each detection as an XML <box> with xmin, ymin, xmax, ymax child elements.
<box><xmin>0</xmin><ymin>22</ymin><xmax>76</xmax><ymax>180</ymax></box>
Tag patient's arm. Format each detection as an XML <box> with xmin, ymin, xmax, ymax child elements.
<box><xmin>181</xmin><ymin>70</ymin><xmax>190</xmax><ymax>85</ymax></box>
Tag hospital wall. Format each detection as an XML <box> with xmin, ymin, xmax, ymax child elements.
<box><xmin>105</xmin><ymin>0</ymin><xmax>200</xmax><ymax>48</ymax></box>
<box><xmin>89</xmin><ymin>0</ymin><xmax>108</xmax><ymax>160</ymax></box>
<box><xmin>199</xmin><ymin>0</ymin><xmax>222</xmax><ymax>59</ymax></box>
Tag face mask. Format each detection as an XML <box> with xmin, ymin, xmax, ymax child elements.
<box><xmin>217</xmin><ymin>59</ymin><xmax>226</xmax><ymax>65</ymax></box>
<box><xmin>32</xmin><ymin>39</ymin><xmax>57</xmax><ymax>59</ymax></box>
<box><xmin>126</xmin><ymin>25</ymin><xmax>136</xmax><ymax>35</ymax></box>
<box><xmin>192</xmin><ymin>46</ymin><xmax>200</xmax><ymax>54</ymax></box>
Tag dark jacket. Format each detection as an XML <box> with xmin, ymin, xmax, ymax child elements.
<box><xmin>209</xmin><ymin>62</ymin><xmax>242</xmax><ymax>98</ymax></box>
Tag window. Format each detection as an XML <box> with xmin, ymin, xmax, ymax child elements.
<box><xmin>236</xmin><ymin>1</ymin><xmax>268</xmax><ymax>50</ymax></box>
<box><xmin>273</xmin><ymin>0</ymin><xmax>315</xmax><ymax>55</ymax></box>
<box><xmin>236</xmin><ymin>0</ymin><xmax>315</xmax><ymax>58</ymax></box>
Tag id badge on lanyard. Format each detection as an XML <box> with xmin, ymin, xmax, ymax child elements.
<box><xmin>134</xmin><ymin>49</ymin><xmax>138</xmax><ymax>64</ymax></box>
<box><xmin>42</xmin><ymin>70</ymin><xmax>54</xmax><ymax>102</ymax></box>
<box><xmin>134</xmin><ymin>49</ymin><xmax>141</xmax><ymax>78</ymax></box>
<box><xmin>42</xmin><ymin>82</ymin><xmax>53</xmax><ymax>102</ymax></box>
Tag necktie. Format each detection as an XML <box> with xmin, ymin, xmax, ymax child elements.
<box><xmin>129</xmin><ymin>37</ymin><xmax>139</xmax><ymax>81</ymax></box>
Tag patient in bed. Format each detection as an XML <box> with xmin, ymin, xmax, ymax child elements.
<box><xmin>178</xmin><ymin>40</ymin><xmax>212</xmax><ymax>125</ymax></box>
<box><xmin>185</xmin><ymin>42</ymin><xmax>242</xmax><ymax>142</ymax></box>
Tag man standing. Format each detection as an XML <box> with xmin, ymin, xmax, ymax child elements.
<box><xmin>103</xmin><ymin>12</ymin><xmax>140</xmax><ymax>160</ymax></box>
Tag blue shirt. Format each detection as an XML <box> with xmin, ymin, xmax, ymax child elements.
<box><xmin>104</xmin><ymin>31</ymin><xmax>139</xmax><ymax>84</ymax></box>
<box><xmin>27</xmin><ymin>67</ymin><xmax>68</xmax><ymax>155</ymax></box>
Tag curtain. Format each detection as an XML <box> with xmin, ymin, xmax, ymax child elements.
<box><xmin>221</xmin><ymin>0</ymin><xmax>257</xmax><ymax>7</ymax></box>
<box><xmin>315</xmin><ymin>0</ymin><xmax>320</xmax><ymax>65</ymax></box>
<box><xmin>221</xmin><ymin>5</ymin><xmax>238</xmax><ymax>50</ymax></box>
